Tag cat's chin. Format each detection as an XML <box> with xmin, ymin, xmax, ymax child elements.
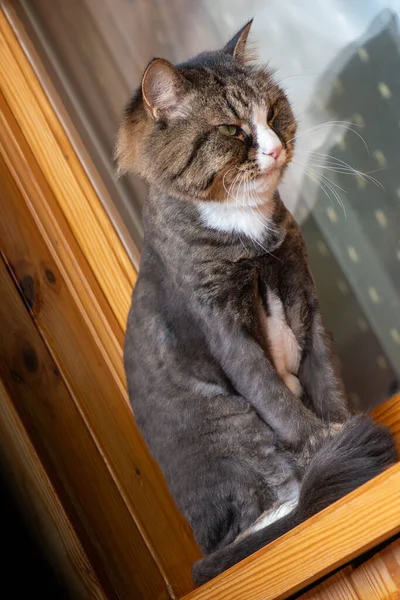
<box><xmin>252</xmin><ymin>169</ymin><xmax>281</xmax><ymax>196</ymax></box>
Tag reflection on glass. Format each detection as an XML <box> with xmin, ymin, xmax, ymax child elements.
<box><xmin>18</xmin><ymin>0</ymin><xmax>400</xmax><ymax>408</ymax></box>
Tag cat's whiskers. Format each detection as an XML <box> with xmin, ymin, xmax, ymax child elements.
<box><xmin>220</xmin><ymin>167</ymin><xmax>252</xmax><ymax>251</ymax></box>
<box><xmin>287</xmin><ymin>120</ymin><xmax>369</xmax><ymax>152</ymax></box>
<box><xmin>296</xmin><ymin>150</ymin><xmax>385</xmax><ymax>190</ymax></box>
<box><xmin>238</xmin><ymin>172</ymin><xmax>283</xmax><ymax>263</ymax></box>
<box><xmin>241</xmin><ymin>171</ymin><xmax>279</xmax><ymax>236</ymax></box>
<box><xmin>295</xmin><ymin>163</ymin><xmax>347</xmax><ymax>221</ymax></box>
<box><xmin>291</xmin><ymin>140</ymin><xmax>387</xmax><ymax>220</ymax></box>
<box><xmin>239</xmin><ymin>177</ymin><xmax>253</xmax><ymax>253</ymax></box>
<box><xmin>231</xmin><ymin>169</ymin><xmax>243</xmax><ymax>206</ymax></box>
<box><xmin>298</xmin><ymin>165</ymin><xmax>348</xmax><ymax>193</ymax></box>
<box><xmin>291</xmin><ymin>139</ymin><xmax>387</xmax><ymax>219</ymax></box>
<box><xmin>227</xmin><ymin>169</ymin><xmax>249</xmax><ymax>246</ymax></box>
<box><xmin>292</xmin><ymin>160</ymin><xmax>347</xmax><ymax>219</ymax></box>
<box><xmin>295</xmin><ymin>164</ymin><xmax>335</xmax><ymax>205</ymax></box>
<box><xmin>228</xmin><ymin>170</ymin><xmax>260</xmax><ymax>254</ymax></box>
<box><xmin>233</xmin><ymin>170</ymin><xmax>249</xmax><ymax>253</ymax></box>
<box><xmin>222</xmin><ymin>167</ymin><xmax>242</xmax><ymax>201</ymax></box>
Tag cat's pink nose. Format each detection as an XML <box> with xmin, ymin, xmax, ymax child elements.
<box><xmin>266</xmin><ymin>146</ymin><xmax>282</xmax><ymax>161</ymax></box>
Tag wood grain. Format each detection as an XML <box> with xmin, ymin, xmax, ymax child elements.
<box><xmin>10</xmin><ymin>0</ymin><xmax>147</xmax><ymax>257</ymax></box>
<box><xmin>184</xmin><ymin>464</ymin><xmax>400</xmax><ymax>600</ymax></box>
<box><xmin>0</xmin><ymin>379</ymin><xmax>107</xmax><ymax>600</ymax></box>
<box><xmin>349</xmin><ymin>540</ymin><xmax>400</xmax><ymax>600</ymax></box>
<box><xmin>299</xmin><ymin>539</ymin><xmax>400</xmax><ymax>599</ymax></box>
<box><xmin>300</xmin><ymin>568</ymin><xmax>360</xmax><ymax>600</ymax></box>
<box><xmin>373</xmin><ymin>394</ymin><xmax>400</xmax><ymax>454</ymax></box>
<box><xmin>3</xmin><ymin>0</ymin><xmax>142</xmax><ymax>269</ymax></box>
<box><xmin>0</xmin><ymin>9</ymin><xmax>135</xmax><ymax>332</ymax></box>
<box><xmin>0</xmin><ymin>146</ymin><xmax>200</xmax><ymax>594</ymax></box>
<box><xmin>0</xmin><ymin>92</ymin><xmax>127</xmax><ymax>397</ymax></box>
<box><xmin>0</xmin><ymin>255</ymin><xmax>173</xmax><ymax>600</ymax></box>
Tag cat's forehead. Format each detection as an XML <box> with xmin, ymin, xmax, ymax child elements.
<box><xmin>180</xmin><ymin>51</ymin><xmax>276</xmax><ymax>96</ymax></box>
<box><xmin>198</xmin><ymin>84</ymin><xmax>277</xmax><ymax>127</ymax></box>
<box><xmin>180</xmin><ymin>60</ymin><xmax>279</xmax><ymax>121</ymax></box>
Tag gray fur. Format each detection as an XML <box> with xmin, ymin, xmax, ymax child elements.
<box><xmin>119</xmin><ymin>23</ymin><xmax>396</xmax><ymax>586</ymax></box>
<box><xmin>124</xmin><ymin>188</ymin><xmax>349</xmax><ymax>550</ymax></box>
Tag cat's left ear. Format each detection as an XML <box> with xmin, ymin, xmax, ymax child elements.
<box><xmin>142</xmin><ymin>58</ymin><xmax>191</xmax><ymax>120</ymax></box>
<box><xmin>223</xmin><ymin>19</ymin><xmax>254</xmax><ymax>64</ymax></box>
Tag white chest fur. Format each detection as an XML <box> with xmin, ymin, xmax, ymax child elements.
<box><xmin>197</xmin><ymin>201</ymin><xmax>274</xmax><ymax>242</ymax></box>
<box><xmin>259</xmin><ymin>289</ymin><xmax>302</xmax><ymax>397</ymax></box>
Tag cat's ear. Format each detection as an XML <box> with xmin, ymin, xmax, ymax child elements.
<box><xmin>223</xmin><ymin>19</ymin><xmax>254</xmax><ymax>64</ymax></box>
<box><xmin>142</xmin><ymin>58</ymin><xmax>190</xmax><ymax>120</ymax></box>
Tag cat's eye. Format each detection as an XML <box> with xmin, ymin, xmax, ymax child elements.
<box><xmin>218</xmin><ymin>124</ymin><xmax>249</xmax><ymax>143</ymax></box>
<box><xmin>218</xmin><ymin>124</ymin><xmax>239</xmax><ymax>137</ymax></box>
<box><xmin>267</xmin><ymin>106</ymin><xmax>276</xmax><ymax>124</ymax></box>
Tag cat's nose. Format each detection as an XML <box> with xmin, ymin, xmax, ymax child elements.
<box><xmin>263</xmin><ymin>146</ymin><xmax>282</xmax><ymax>161</ymax></box>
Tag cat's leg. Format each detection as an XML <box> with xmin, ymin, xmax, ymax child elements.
<box><xmin>235</xmin><ymin>499</ymin><xmax>298</xmax><ymax>541</ymax></box>
<box><xmin>298</xmin><ymin>310</ymin><xmax>350</xmax><ymax>424</ymax></box>
<box><xmin>202</xmin><ymin>318</ymin><xmax>329</xmax><ymax>452</ymax></box>
<box><xmin>235</xmin><ymin>475</ymin><xmax>300</xmax><ymax>541</ymax></box>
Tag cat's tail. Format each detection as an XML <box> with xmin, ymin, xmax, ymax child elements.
<box><xmin>192</xmin><ymin>415</ymin><xmax>397</xmax><ymax>586</ymax></box>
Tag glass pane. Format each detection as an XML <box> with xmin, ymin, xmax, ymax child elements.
<box><xmin>17</xmin><ymin>0</ymin><xmax>400</xmax><ymax>408</ymax></box>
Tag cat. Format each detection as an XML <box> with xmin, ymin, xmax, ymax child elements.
<box><xmin>116</xmin><ymin>20</ymin><xmax>396</xmax><ymax>586</ymax></box>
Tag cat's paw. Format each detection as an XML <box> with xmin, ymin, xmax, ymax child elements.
<box><xmin>315</xmin><ymin>422</ymin><xmax>344</xmax><ymax>444</ymax></box>
<box><xmin>305</xmin><ymin>422</ymin><xmax>340</xmax><ymax>453</ymax></box>
<box><xmin>328</xmin><ymin>422</ymin><xmax>344</xmax><ymax>436</ymax></box>
<box><xmin>283</xmin><ymin>373</ymin><xmax>303</xmax><ymax>398</ymax></box>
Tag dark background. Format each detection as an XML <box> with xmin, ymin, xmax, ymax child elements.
<box><xmin>1</xmin><ymin>467</ymin><xmax>68</xmax><ymax>599</ymax></box>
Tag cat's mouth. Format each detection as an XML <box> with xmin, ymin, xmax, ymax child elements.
<box><xmin>249</xmin><ymin>155</ymin><xmax>287</xmax><ymax>181</ymax></box>
<box><xmin>223</xmin><ymin>160</ymin><xmax>284</xmax><ymax>199</ymax></box>
<box><xmin>260</xmin><ymin>165</ymin><xmax>280</xmax><ymax>176</ymax></box>
<box><xmin>254</xmin><ymin>164</ymin><xmax>282</xmax><ymax>182</ymax></box>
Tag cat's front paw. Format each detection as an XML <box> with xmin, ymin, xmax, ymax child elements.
<box><xmin>300</xmin><ymin>422</ymin><xmax>340</xmax><ymax>464</ymax></box>
<box><xmin>314</xmin><ymin>422</ymin><xmax>344</xmax><ymax>445</ymax></box>
<box><xmin>297</xmin><ymin>421</ymin><xmax>347</xmax><ymax>470</ymax></box>
<box><xmin>328</xmin><ymin>422</ymin><xmax>344</xmax><ymax>436</ymax></box>
<box><xmin>283</xmin><ymin>373</ymin><xmax>303</xmax><ymax>398</ymax></box>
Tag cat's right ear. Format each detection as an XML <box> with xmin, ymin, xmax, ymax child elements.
<box><xmin>142</xmin><ymin>58</ymin><xmax>190</xmax><ymax>120</ymax></box>
<box><xmin>223</xmin><ymin>19</ymin><xmax>254</xmax><ymax>64</ymax></box>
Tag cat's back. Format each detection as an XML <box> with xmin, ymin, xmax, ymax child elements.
<box><xmin>124</xmin><ymin>240</ymin><xmax>218</xmax><ymax>413</ymax></box>
<box><xmin>124</xmin><ymin>241</ymin><xmax>175</xmax><ymax>369</ymax></box>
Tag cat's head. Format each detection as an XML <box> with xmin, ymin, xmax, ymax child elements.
<box><xmin>116</xmin><ymin>20</ymin><xmax>296</xmax><ymax>205</ymax></box>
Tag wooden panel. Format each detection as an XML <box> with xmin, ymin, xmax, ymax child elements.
<box><xmin>349</xmin><ymin>540</ymin><xmax>400</xmax><ymax>600</ymax></box>
<box><xmin>0</xmin><ymin>256</ymin><xmax>172</xmax><ymax>600</ymax></box>
<box><xmin>3</xmin><ymin>0</ymin><xmax>142</xmax><ymax>268</ymax></box>
<box><xmin>0</xmin><ymin>92</ymin><xmax>126</xmax><ymax>396</ymax></box>
<box><xmin>300</xmin><ymin>568</ymin><xmax>360</xmax><ymax>600</ymax></box>
<box><xmin>0</xmin><ymin>145</ymin><xmax>200</xmax><ymax>594</ymax></box>
<box><xmin>0</xmin><ymin>379</ymin><xmax>107</xmax><ymax>600</ymax></box>
<box><xmin>299</xmin><ymin>539</ymin><xmax>400</xmax><ymax>599</ymax></box>
<box><xmin>21</xmin><ymin>0</ymin><xmax>129</xmax><ymax>147</ymax></box>
<box><xmin>0</xmin><ymin>8</ymin><xmax>135</xmax><ymax>332</ymax></box>
<box><xmin>184</xmin><ymin>464</ymin><xmax>400</xmax><ymax>600</ymax></box>
<box><xmin>373</xmin><ymin>394</ymin><xmax>400</xmax><ymax>454</ymax></box>
<box><xmin>9</xmin><ymin>0</ymin><xmax>146</xmax><ymax>257</ymax></box>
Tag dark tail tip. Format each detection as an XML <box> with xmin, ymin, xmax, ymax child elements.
<box><xmin>298</xmin><ymin>414</ymin><xmax>397</xmax><ymax>521</ymax></box>
<box><xmin>192</xmin><ymin>415</ymin><xmax>397</xmax><ymax>586</ymax></box>
<box><xmin>192</xmin><ymin>509</ymin><xmax>297</xmax><ymax>586</ymax></box>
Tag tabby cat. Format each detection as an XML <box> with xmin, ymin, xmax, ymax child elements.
<box><xmin>116</xmin><ymin>21</ymin><xmax>396</xmax><ymax>585</ymax></box>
